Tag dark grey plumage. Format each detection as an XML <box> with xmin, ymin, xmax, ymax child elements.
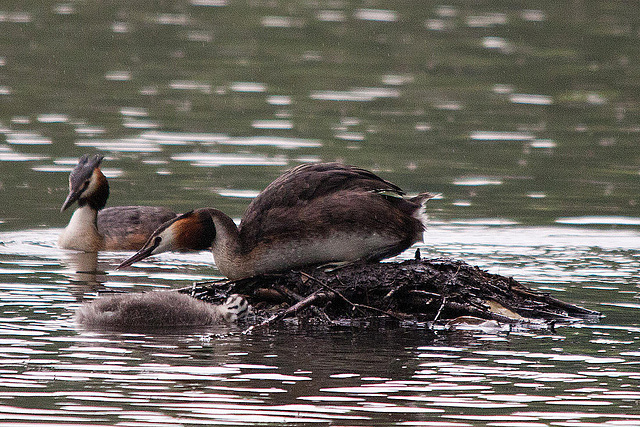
<box><xmin>238</xmin><ymin>163</ymin><xmax>432</xmax><ymax>260</ymax></box>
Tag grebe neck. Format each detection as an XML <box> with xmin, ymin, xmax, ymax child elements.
<box><xmin>204</xmin><ymin>209</ymin><xmax>256</xmax><ymax>280</ymax></box>
<box><xmin>58</xmin><ymin>205</ymin><xmax>104</xmax><ymax>252</ymax></box>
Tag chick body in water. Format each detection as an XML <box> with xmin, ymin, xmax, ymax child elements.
<box><xmin>76</xmin><ymin>293</ymin><xmax>249</xmax><ymax>329</ymax></box>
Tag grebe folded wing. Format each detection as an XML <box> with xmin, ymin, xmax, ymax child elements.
<box><xmin>243</xmin><ymin>163</ymin><xmax>404</xmax><ymax>209</ymax></box>
<box><xmin>238</xmin><ymin>163</ymin><xmax>409</xmax><ymax>248</ymax></box>
<box><xmin>239</xmin><ymin>187</ymin><xmax>434</xmax><ymax>263</ymax></box>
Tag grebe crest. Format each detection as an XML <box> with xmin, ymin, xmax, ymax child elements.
<box><xmin>61</xmin><ymin>154</ymin><xmax>109</xmax><ymax>212</ymax></box>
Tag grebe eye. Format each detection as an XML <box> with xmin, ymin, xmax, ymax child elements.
<box><xmin>153</xmin><ymin>236</ymin><xmax>162</xmax><ymax>247</ymax></box>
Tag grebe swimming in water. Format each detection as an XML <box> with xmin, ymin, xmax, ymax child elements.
<box><xmin>58</xmin><ymin>154</ymin><xmax>177</xmax><ymax>252</ymax></box>
<box><xmin>76</xmin><ymin>292</ymin><xmax>250</xmax><ymax>329</ymax></box>
<box><xmin>118</xmin><ymin>162</ymin><xmax>437</xmax><ymax>280</ymax></box>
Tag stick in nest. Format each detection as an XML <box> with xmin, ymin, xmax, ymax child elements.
<box><xmin>241</xmin><ymin>290</ymin><xmax>330</xmax><ymax>335</ymax></box>
<box><xmin>299</xmin><ymin>271</ymin><xmax>405</xmax><ymax>321</ymax></box>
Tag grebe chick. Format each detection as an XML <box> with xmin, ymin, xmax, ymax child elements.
<box><xmin>58</xmin><ymin>154</ymin><xmax>177</xmax><ymax>252</ymax></box>
<box><xmin>76</xmin><ymin>292</ymin><xmax>250</xmax><ymax>329</ymax></box>
<box><xmin>119</xmin><ymin>162</ymin><xmax>437</xmax><ymax>280</ymax></box>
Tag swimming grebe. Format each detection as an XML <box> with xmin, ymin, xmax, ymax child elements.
<box><xmin>58</xmin><ymin>154</ymin><xmax>177</xmax><ymax>252</ymax></box>
<box><xmin>76</xmin><ymin>293</ymin><xmax>250</xmax><ymax>329</ymax></box>
<box><xmin>118</xmin><ymin>163</ymin><xmax>437</xmax><ymax>280</ymax></box>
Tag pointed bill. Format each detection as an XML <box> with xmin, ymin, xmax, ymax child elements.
<box><xmin>117</xmin><ymin>239</ymin><xmax>160</xmax><ymax>269</ymax></box>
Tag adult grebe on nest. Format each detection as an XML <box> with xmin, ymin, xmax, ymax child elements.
<box><xmin>118</xmin><ymin>162</ymin><xmax>437</xmax><ymax>280</ymax></box>
<box><xmin>58</xmin><ymin>154</ymin><xmax>177</xmax><ymax>252</ymax></box>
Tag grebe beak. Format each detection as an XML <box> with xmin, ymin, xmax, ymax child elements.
<box><xmin>60</xmin><ymin>189</ymin><xmax>82</xmax><ymax>212</ymax></box>
<box><xmin>117</xmin><ymin>236</ymin><xmax>161</xmax><ymax>269</ymax></box>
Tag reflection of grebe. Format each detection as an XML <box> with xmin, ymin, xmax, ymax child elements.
<box><xmin>76</xmin><ymin>292</ymin><xmax>249</xmax><ymax>329</ymax></box>
<box><xmin>58</xmin><ymin>155</ymin><xmax>177</xmax><ymax>252</ymax></box>
<box><xmin>119</xmin><ymin>163</ymin><xmax>437</xmax><ymax>280</ymax></box>
<box><xmin>62</xmin><ymin>251</ymin><xmax>103</xmax><ymax>293</ymax></box>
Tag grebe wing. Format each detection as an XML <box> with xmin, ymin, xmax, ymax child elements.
<box><xmin>239</xmin><ymin>190</ymin><xmax>426</xmax><ymax>260</ymax></box>
<box><xmin>238</xmin><ymin>163</ymin><xmax>421</xmax><ymax>253</ymax></box>
<box><xmin>98</xmin><ymin>206</ymin><xmax>177</xmax><ymax>250</ymax></box>
<box><xmin>256</xmin><ymin>162</ymin><xmax>404</xmax><ymax>203</ymax></box>
<box><xmin>240</xmin><ymin>163</ymin><xmax>405</xmax><ymax>226</ymax></box>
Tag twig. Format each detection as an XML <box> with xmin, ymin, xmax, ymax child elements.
<box><xmin>445</xmin><ymin>264</ymin><xmax>462</xmax><ymax>285</ymax></box>
<box><xmin>409</xmin><ymin>290</ymin><xmax>442</xmax><ymax>298</ymax></box>
<box><xmin>433</xmin><ymin>296</ymin><xmax>447</xmax><ymax>322</ymax></box>
<box><xmin>300</xmin><ymin>271</ymin><xmax>404</xmax><ymax>321</ymax></box>
<box><xmin>241</xmin><ymin>291</ymin><xmax>330</xmax><ymax>335</ymax></box>
<box><xmin>275</xmin><ymin>284</ymin><xmax>305</xmax><ymax>303</ymax></box>
<box><xmin>382</xmin><ymin>279</ymin><xmax>399</xmax><ymax>300</ymax></box>
<box><xmin>192</xmin><ymin>278</ymin><xmax>229</xmax><ymax>287</ymax></box>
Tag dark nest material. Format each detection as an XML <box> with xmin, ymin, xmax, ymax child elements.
<box><xmin>182</xmin><ymin>255</ymin><xmax>601</xmax><ymax>331</ymax></box>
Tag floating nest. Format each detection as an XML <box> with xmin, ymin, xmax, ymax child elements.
<box><xmin>181</xmin><ymin>255</ymin><xmax>600</xmax><ymax>331</ymax></box>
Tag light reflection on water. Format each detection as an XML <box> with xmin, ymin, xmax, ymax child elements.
<box><xmin>1</xmin><ymin>0</ymin><xmax>640</xmax><ymax>424</ymax></box>
<box><xmin>0</xmin><ymin>225</ymin><xmax>639</xmax><ymax>425</ymax></box>
<box><xmin>2</xmin><ymin>1</ymin><xmax>639</xmax><ymax>229</ymax></box>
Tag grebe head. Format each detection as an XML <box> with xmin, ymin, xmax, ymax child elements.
<box><xmin>61</xmin><ymin>154</ymin><xmax>109</xmax><ymax>212</ymax></box>
<box><xmin>117</xmin><ymin>209</ymin><xmax>216</xmax><ymax>269</ymax></box>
